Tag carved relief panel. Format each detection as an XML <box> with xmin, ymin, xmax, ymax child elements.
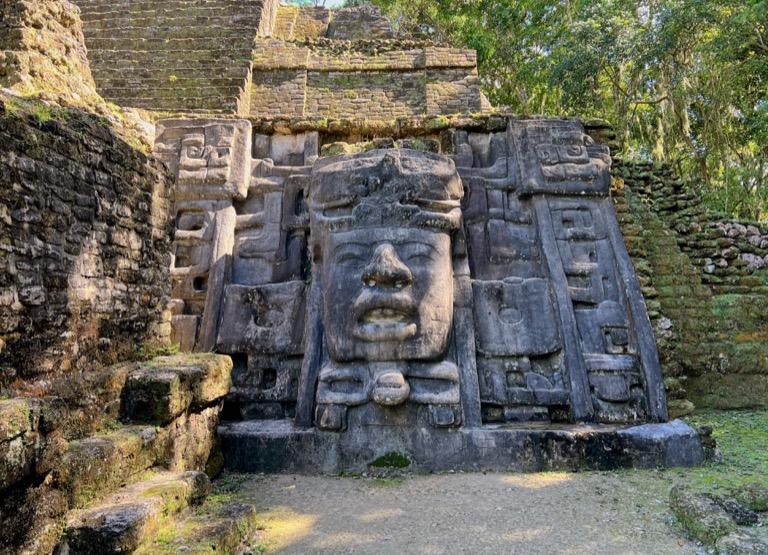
<box><xmin>156</xmin><ymin>117</ymin><xmax>667</xmax><ymax>431</ymax></box>
<box><xmin>215</xmin><ymin>131</ymin><xmax>315</xmax><ymax>419</ymax></box>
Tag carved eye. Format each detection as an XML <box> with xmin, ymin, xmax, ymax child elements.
<box><xmin>185</xmin><ymin>146</ymin><xmax>204</xmax><ymax>158</ymax></box>
<box><xmin>335</xmin><ymin>245</ymin><xmax>368</xmax><ymax>264</ymax></box>
<box><xmin>402</xmin><ymin>243</ymin><xmax>437</xmax><ymax>262</ymax></box>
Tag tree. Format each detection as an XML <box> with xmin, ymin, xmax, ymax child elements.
<box><xmin>352</xmin><ymin>0</ymin><xmax>768</xmax><ymax>218</ymax></box>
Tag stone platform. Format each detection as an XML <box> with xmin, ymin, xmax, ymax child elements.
<box><xmin>219</xmin><ymin>419</ymin><xmax>703</xmax><ymax>474</ymax></box>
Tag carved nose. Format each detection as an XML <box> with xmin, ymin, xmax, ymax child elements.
<box><xmin>361</xmin><ymin>243</ymin><xmax>412</xmax><ymax>287</ymax></box>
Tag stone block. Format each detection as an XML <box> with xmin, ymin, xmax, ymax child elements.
<box><xmin>732</xmin><ymin>482</ymin><xmax>768</xmax><ymax>512</ymax></box>
<box><xmin>54</xmin><ymin>426</ymin><xmax>161</xmax><ymax>509</ymax></box>
<box><xmin>121</xmin><ymin>354</ymin><xmax>232</xmax><ymax>426</ymax></box>
<box><xmin>220</xmin><ymin>419</ymin><xmax>703</xmax><ymax>473</ymax></box>
<box><xmin>158</xmin><ymin>404</ymin><xmax>223</xmax><ymax>473</ymax></box>
<box><xmin>669</xmin><ymin>485</ymin><xmax>737</xmax><ymax>544</ymax></box>
<box><xmin>715</xmin><ymin>531</ymin><xmax>768</xmax><ymax>555</ymax></box>
<box><xmin>63</xmin><ymin>470</ymin><xmax>211</xmax><ymax>555</ymax></box>
<box><xmin>0</xmin><ymin>431</ymin><xmax>37</xmax><ymax>491</ymax></box>
<box><xmin>0</xmin><ymin>399</ymin><xmax>31</xmax><ymax>442</ymax></box>
<box><xmin>138</xmin><ymin>503</ymin><xmax>259</xmax><ymax>555</ymax></box>
<box><xmin>1</xmin><ymin>482</ymin><xmax>69</xmax><ymax>555</ymax></box>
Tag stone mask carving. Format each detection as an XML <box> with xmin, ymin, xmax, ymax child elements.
<box><xmin>308</xmin><ymin>150</ymin><xmax>463</xmax><ymax>412</ymax></box>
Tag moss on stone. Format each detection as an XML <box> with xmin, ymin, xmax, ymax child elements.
<box><xmin>369</xmin><ymin>452</ymin><xmax>411</xmax><ymax>468</ymax></box>
<box><xmin>669</xmin><ymin>485</ymin><xmax>737</xmax><ymax>544</ymax></box>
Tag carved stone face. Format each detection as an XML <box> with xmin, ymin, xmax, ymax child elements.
<box><xmin>322</xmin><ymin>227</ymin><xmax>453</xmax><ymax>362</ymax></box>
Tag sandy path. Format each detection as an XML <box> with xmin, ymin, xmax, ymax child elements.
<box><xmin>239</xmin><ymin>471</ymin><xmax>699</xmax><ymax>554</ymax></box>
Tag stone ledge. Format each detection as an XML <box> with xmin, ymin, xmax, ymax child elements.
<box><xmin>218</xmin><ymin>419</ymin><xmax>703</xmax><ymax>474</ymax></box>
<box><xmin>138</xmin><ymin>502</ymin><xmax>259</xmax><ymax>555</ymax></box>
<box><xmin>121</xmin><ymin>354</ymin><xmax>232</xmax><ymax>426</ymax></box>
<box><xmin>62</xmin><ymin>470</ymin><xmax>211</xmax><ymax>555</ymax></box>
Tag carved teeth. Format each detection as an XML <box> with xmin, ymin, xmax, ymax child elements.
<box><xmin>364</xmin><ymin>308</ymin><xmax>407</xmax><ymax>321</ymax></box>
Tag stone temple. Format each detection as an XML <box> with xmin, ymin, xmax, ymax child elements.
<box><xmin>137</xmin><ymin>2</ymin><xmax>702</xmax><ymax>472</ymax></box>
<box><xmin>1</xmin><ymin>0</ymin><xmax>707</xmax><ymax>480</ymax></box>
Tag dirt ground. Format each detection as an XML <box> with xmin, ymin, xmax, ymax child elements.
<box><xmin>239</xmin><ymin>470</ymin><xmax>702</xmax><ymax>555</ymax></box>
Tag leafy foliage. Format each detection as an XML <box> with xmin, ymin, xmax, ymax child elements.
<box><xmin>350</xmin><ymin>0</ymin><xmax>768</xmax><ymax>219</ymax></box>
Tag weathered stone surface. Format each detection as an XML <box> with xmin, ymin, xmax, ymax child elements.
<box><xmin>0</xmin><ymin>483</ymin><xmax>69</xmax><ymax>555</ymax></box>
<box><xmin>137</xmin><ymin>503</ymin><xmax>259</xmax><ymax>555</ymax></box>
<box><xmin>0</xmin><ymin>0</ymin><xmax>103</xmax><ymax>109</ymax></box>
<box><xmin>122</xmin><ymin>355</ymin><xmax>232</xmax><ymax>426</ymax></box>
<box><xmin>158</xmin><ymin>403</ymin><xmax>224</xmax><ymax>473</ymax></box>
<box><xmin>715</xmin><ymin>531</ymin><xmax>768</xmax><ymax>555</ymax></box>
<box><xmin>66</xmin><ymin>501</ymin><xmax>157</xmax><ymax>555</ymax></box>
<box><xmin>0</xmin><ymin>399</ymin><xmax>31</xmax><ymax>442</ymax></box>
<box><xmin>63</xmin><ymin>471</ymin><xmax>210</xmax><ymax>555</ymax></box>
<box><xmin>614</xmin><ymin>158</ymin><xmax>768</xmax><ymax>411</ymax></box>
<box><xmin>711</xmin><ymin>494</ymin><xmax>759</xmax><ymax>525</ymax></box>
<box><xmin>0</xmin><ymin>95</ymin><xmax>174</xmax><ymax>394</ymax></box>
<box><xmin>669</xmin><ymin>485</ymin><xmax>737</xmax><ymax>544</ymax></box>
<box><xmin>220</xmin><ymin>419</ymin><xmax>703</xmax><ymax>473</ymax></box>
<box><xmin>733</xmin><ymin>482</ymin><xmax>768</xmax><ymax>512</ymax></box>
<box><xmin>54</xmin><ymin>427</ymin><xmax>160</xmax><ymax>509</ymax></box>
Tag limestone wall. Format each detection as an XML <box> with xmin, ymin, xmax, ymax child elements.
<box><xmin>0</xmin><ymin>0</ymin><xmax>100</xmax><ymax>107</ymax></box>
<box><xmin>74</xmin><ymin>0</ymin><xmax>278</xmax><ymax>114</ymax></box>
<box><xmin>0</xmin><ymin>94</ymin><xmax>175</xmax><ymax>394</ymax></box>
<box><xmin>613</xmin><ymin>160</ymin><xmax>768</xmax><ymax>411</ymax></box>
<box><xmin>250</xmin><ymin>39</ymin><xmax>485</xmax><ymax>120</ymax></box>
<box><xmin>70</xmin><ymin>1</ymin><xmax>488</xmax><ymax>119</ymax></box>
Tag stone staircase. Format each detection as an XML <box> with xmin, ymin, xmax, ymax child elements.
<box><xmin>0</xmin><ymin>354</ymin><xmax>260</xmax><ymax>555</ymax></box>
<box><xmin>74</xmin><ymin>0</ymin><xmax>275</xmax><ymax>114</ymax></box>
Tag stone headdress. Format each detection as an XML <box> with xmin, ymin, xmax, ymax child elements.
<box><xmin>308</xmin><ymin>149</ymin><xmax>463</xmax><ymax>239</ymax></box>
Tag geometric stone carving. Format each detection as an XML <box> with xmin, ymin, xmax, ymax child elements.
<box><xmin>509</xmin><ymin>120</ymin><xmax>612</xmax><ymax>196</ymax></box>
<box><xmin>155</xmin><ymin>119</ymin><xmax>251</xmax><ymax>200</ymax></box>
<box><xmin>216</xmin><ymin>282</ymin><xmax>306</xmax><ymax>355</ymax></box>
<box><xmin>156</xmin><ymin>116</ymin><xmax>674</xmax><ymax>471</ymax></box>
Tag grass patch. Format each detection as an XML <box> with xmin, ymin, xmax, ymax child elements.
<box><xmin>202</xmin><ymin>470</ymin><xmax>252</xmax><ymax>510</ymax></box>
<box><xmin>371</xmin><ymin>478</ymin><xmax>404</xmax><ymax>488</ymax></box>
<box><xmin>674</xmin><ymin>410</ymin><xmax>768</xmax><ymax>491</ymax></box>
<box><xmin>369</xmin><ymin>452</ymin><xmax>411</xmax><ymax>469</ymax></box>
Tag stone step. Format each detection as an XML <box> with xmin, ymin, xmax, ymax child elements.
<box><xmin>53</xmin><ymin>426</ymin><xmax>163</xmax><ymax>509</ymax></box>
<box><xmin>61</xmin><ymin>470</ymin><xmax>211</xmax><ymax>555</ymax></box>
<box><xmin>76</xmin><ymin>0</ymin><xmax>262</xmax><ymax>16</ymax></box>
<box><xmin>98</xmin><ymin>93</ymin><xmax>241</xmax><ymax>112</ymax></box>
<box><xmin>96</xmin><ymin>77</ymin><xmax>248</xmax><ymax>92</ymax></box>
<box><xmin>87</xmin><ymin>49</ymin><xmax>254</xmax><ymax>66</ymax></box>
<box><xmin>121</xmin><ymin>354</ymin><xmax>232</xmax><ymax>427</ymax></box>
<box><xmin>78</xmin><ymin>14</ymin><xmax>261</xmax><ymax>29</ymax></box>
<box><xmin>91</xmin><ymin>66</ymin><xmax>250</xmax><ymax>80</ymax></box>
<box><xmin>84</xmin><ymin>36</ymin><xmax>255</xmax><ymax>51</ymax></box>
<box><xmin>83</xmin><ymin>25</ymin><xmax>259</xmax><ymax>41</ymax></box>
<box><xmin>136</xmin><ymin>503</ymin><xmax>261</xmax><ymax>554</ymax></box>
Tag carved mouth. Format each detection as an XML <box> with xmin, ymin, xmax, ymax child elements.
<box><xmin>362</xmin><ymin>308</ymin><xmax>410</xmax><ymax>322</ymax></box>
<box><xmin>352</xmin><ymin>292</ymin><xmax>417</xmax><ymax>342</ymax></box>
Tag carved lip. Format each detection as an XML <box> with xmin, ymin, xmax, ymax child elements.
<box><xmin>352</xmin><ymin>292</ymin><xmax>417</xmax><ymax>342</ymax></box>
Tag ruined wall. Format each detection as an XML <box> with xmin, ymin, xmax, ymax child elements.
<box><xmin>0</xmin><ymin>0</ymin><xmax>100</xmax><ymax>108</ymax></box>
<box><xmin>0</xmin><ymin>95</ymin><xmax>175</xmax><ymax>394</ymax></box>
<box><xmin>70</xmin><ymin>1</ymin><xmax>488</xmax><ymax>119</ymax></box>
<box><xmin>250</xmin><ymin>39</ymin><xmax>485</xmax><ymax>120</ymax></box>
<box><xmin>613</xmin><ymin>160</ymin><xmax>768</xmax><ymax>411</ymax></box>
<box><xmin>74</xmin><ymin>0</ymin><xmax>278</xmax><ymax>114</ymax></box>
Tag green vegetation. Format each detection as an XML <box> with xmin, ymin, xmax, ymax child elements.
<box><xmin>130</xmin><ymin>342</ymin><xmax>181</xmax><ymax>362</ymax></box>
<box><xmin>369</xmin><ymin>452</ymin><xmax>411</xmax><ymax>468</ymax></box>
<box><xmin>353</xmin><ymin>0</ymin><xmax>768</xmax><ymax>219</ymax></box>
<box><xmin>677</xmin><ymin>410</ymin><xmax>768</xmax><ymax>491</ymax></box>
<box><xmin>371</xmin><ymin>477</ymin><xmax>405</xmax><ymax>487</ymax></box>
